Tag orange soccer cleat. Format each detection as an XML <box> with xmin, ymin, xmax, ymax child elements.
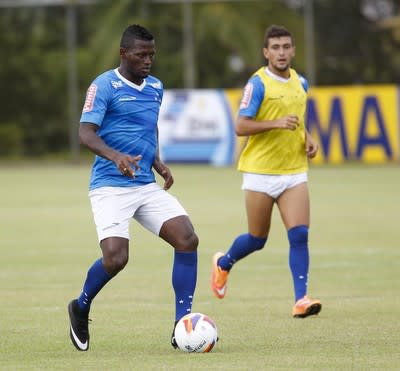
<box><xmin>292</xmin><ymin>296</ymin><xmax>322</xmax><ymax>318</ymax></box>
<box><xmin>211</xmin><ymin>252</ymin><xmax>229</xmax><ymax>299</ymax></box>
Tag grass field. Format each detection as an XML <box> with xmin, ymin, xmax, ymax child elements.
<box><xmin>0</xmin><ymin>163</ymin><xmax>399</xmax><ymax>370</ymax></box>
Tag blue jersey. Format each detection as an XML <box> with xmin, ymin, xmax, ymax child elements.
<box><xmin>80</xmin><ymin>68</ymin><xmax>163</xmax><ymax>190</ymax></box>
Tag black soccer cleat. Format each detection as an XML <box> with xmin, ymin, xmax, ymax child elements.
<box><xmin>68</xmin><ymin>299</ymin><xmax>90</xmax><ymax>351</ymax></box>
<box><xmin>171</xmin><ymin>320</ymin><xmax>178</xmax><ymax>349</ymax></box>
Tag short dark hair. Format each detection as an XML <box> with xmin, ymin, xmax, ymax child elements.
<box><xmin>264</xmin><ymin>25</ymin><xmax>294</xmax><ymax>47</ymax></box>
<box><xmin>120</xmin><ymin>24</ymin><xmax>154</xmax><ymax>48</ymax></box>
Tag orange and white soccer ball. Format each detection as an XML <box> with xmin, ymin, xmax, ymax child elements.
<box><xmin>174</xmin><ymin>312</ymin><xmax>218</xmax><ymax>353</ymax></box>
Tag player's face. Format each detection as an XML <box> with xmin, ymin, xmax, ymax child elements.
<box><xmin>120</xmin><ymin>39</ymin><xmax>155</xmax><ymax>84</ymax></box>
<box><xmin>263</xmin><ymin>36</ymin><xmax>295</xmax><ymax>77</ymax></box>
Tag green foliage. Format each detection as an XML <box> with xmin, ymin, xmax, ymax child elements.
<box><xmin>149</xmin><ymin>3</ymin><xmax>189</xmax><ymax>88</ymax></box>
<box><xmin>194</xmin><ymin>1</ymin><xmax>305</xmax><ymax>87</ymax></box>
<box><xmin>313</xmin><ymin>1</ymin><xmax>400</xmax><ymax>84</ymax></box>
<box><xmin>0</xmin><ymin>123</ymin><xmax>23</xmax><ymax>156</ymax></box>
<box><xmin>0</xmin><ymin>7</ymin><xmax>70</xmax><ymax>155</ymax></box>
<box><xmin>1</xmin><ymin>0</ymin><xmax>400</xmax><ymax>156</ymax></box>
<box><xmin>0</xmin><ymin>164</ymin><xmax>399</xmax><ymax>369</ymax></box>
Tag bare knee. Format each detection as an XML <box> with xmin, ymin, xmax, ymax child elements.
<box><xmin>103</xmin><ymin>252</ymin><xmax>128</xmax><ymax>275</ymax></box>
<box><xmin>100</xmin><ymin>238</ymin><xmax>129</xmax><ymax>276</ymax></box>
<box><xmin>159</xmin><ymin>216</ymin><xmax>199</xmax><ymax>252</ymax></box>
<box><xmin>175</xmin><ymin>231</ymin><xmax>199</xmax><ymax>252</ymax></box>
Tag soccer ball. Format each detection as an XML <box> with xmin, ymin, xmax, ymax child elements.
<box><xmin>174</xmin><ymin>312</ymin><xmax>218</xmax><ymax>353</ymax></box>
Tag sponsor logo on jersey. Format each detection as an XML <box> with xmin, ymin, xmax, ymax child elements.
<box><xmin>111</xmin><ymin>80</ymin><xmax>123</xmax><ymax>89</ymax></box>
<box><xmin>269</xmin><ymin>95</ymin><xmax>284</xmax><ymax>100</ymax></box>
<box><xmin>240</xmin><ymin>82</ymin><xmax>253</xmax><ymax>109</ymax></box>
<box><xmin>119</xmin><ymin>96</ymin><xmax>137</xmax><ymax>101</ymax></box>
<box><xmin>83</xmin><ymin>84</ymin><xmax>97</xmax><ymax>113</ymax></box>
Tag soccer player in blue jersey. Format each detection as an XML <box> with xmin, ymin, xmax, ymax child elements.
<box><xmin>211</xmin><ymin>25</ymin><xmax>322</xmax><ymax>318</ymax></box>
<box><xmin>68</xmin><ymin>24</ymin><xmax>198</xmax><ymax>351</ymax></box>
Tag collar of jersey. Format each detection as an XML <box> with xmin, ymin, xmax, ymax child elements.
<box><xmin>264</xmin><ymin>67</ymin><xmax>290</xmax><ymax>83</ymax></box>
<box><xmin>114</xmin><ymin>68</ymin><xmax>146</xmax><ymax>91</ymax></box>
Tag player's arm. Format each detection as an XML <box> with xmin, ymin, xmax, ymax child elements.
<box><xmin>305</xmin><ymin>129</ymin><xmax>318</xmax><ymax>159</ymax></box>
<box><xmin>152</xmin><ymin>127</ymin><xmax>174</xmax><ymax>190</ymax></box>
<box><xmin>297</xmin><ymin>74</ymin><xmax>317</xmax><ymax>158</ymax></box>
<box><xmin>235</xmin><ymin>76</ymin><xmax>299</xmax><ymax>136</ymax></box>
<box><xmin>236</xmin><ymin>115</ymin><xmax>299</xmax><ymax>136</ymax></box>
<box><xmin>79</xmin><ymin>122</ymin><xmax>141</xmax><ymax>177</ymax></box>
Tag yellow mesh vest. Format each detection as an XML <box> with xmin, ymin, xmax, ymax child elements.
<box><xmin>237</xmin><ymin>67</ymin><xmax>308</xmax><ymax>174</ymax></box>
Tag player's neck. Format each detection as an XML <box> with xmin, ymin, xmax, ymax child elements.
<box><xmin>267</xmin><ymin>65</ymin><xmax>290</xmax><ymax>79</ymax></box>
<box><xmin>117</xmin><ymin>67</ymin><xmax>144</xmax><ymax>86</ymax></box>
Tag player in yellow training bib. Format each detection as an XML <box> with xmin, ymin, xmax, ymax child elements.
<box><xmin>211</xmin><ymin>25</ymin><xmax>322</xmax><ymax>318</ymax></box>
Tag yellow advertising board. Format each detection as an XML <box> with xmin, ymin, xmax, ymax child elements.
<box><xmin>307</xmin><ymin>85</ymin><xmax>399</xmax><ymax>164</ymax></box>
<box><xmin>224</xmin><ymin>85</ymin><xmax>399</xmax><ymax>164</ymax></box>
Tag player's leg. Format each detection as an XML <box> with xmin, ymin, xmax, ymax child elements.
<box><xmin>159</xmin><ymin>215</ymin><xmax>198</xmax><ymax>350</ymax></box>
<box><xmin>277</xmin><ymin>181</ymin><xmax>321</xmax><ymax>317</ymax></box>
<box><xmin>219</xmin><ymin>190</ymin><xmax>272</xmax><ymax>268</ymax></box>
<box><xmin>133</xmin><ymin>184</ymin><xmax>198</xmax><ymax>348</ymax></box>
<box><xmin>68</xmin><ymin>237</ymin><xmax>129</xmax><ymax>350</ymax></box>
<box><xmin>277</xmin><ymin>182</ymin><xmax>310</xmax><ymax>300</ymax></box>
<box><xmin>68</xmin><ymin>188</ymin><xmax>132</xmax><ymax>351</ymax></box>
<box><xmin>159</xmin><ymin>215</ymin><xmax>199</xmax><ymax>321</ymax></box>
<box><xmin>78</xmin><ymin>237</ymin><xmax>128</xmax><ymax>310</ymax></box>
<box><xmin>211</xmin><ymin>190</ymin><xmax>272</xmax><ymax>299</ymax></box>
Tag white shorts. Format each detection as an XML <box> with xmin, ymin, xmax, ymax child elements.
<box><xmin>242</xmin><ymin>172</ymin><xmax>308</xmax><ymax>199</ymax></box>
<box><xmin>89</xmin><ymin>183</ymin><xmax>188</xmax><ymax>242</ymax></box>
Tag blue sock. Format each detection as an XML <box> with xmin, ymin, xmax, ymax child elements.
<box><xmin>288</xmin><ymin>225</ymin><xmax>309</xmax><ymax>302</ymax></box>
<box><xmin>172</xmin><ymin>251</ymin><xmax>197</xmax><ymax>321</ymax></box>
<box><xmin>218</xmin><ymin>233</ymin><xmax>267</xmax><ymax>272</ymax></box>
<box><xmin>77</xmin><ymin>258</ymin><xmax>112</xmax><ymax>312</ymax></box>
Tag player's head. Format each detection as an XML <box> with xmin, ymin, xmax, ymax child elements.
<box><xmin>119</xmin><ymin>24</ymin><xmax>155</xmax><ymax>83</ymax></box>
<box><xmin>120</xmin><ymin>24</ymin><xmax>154</xmax><ymax>49</ymax></box>
<box><xmin>263</xmin><ymin>25</ymin><xmax>295</xmax><ymax>76</ymax></box>
<box><xmin>264</xmin><ymin>25</ymin><xmax>294</xmax><ymax>48</ymax></box>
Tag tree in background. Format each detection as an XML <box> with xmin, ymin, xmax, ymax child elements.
<box><xmin>292</xmin><ymin>0</ymin><xmax>400</xmax><ymax>85</ymax></box>
<box><xmin>0</xmin><ymin>5</ymin><xmax>92</xmax><ymax>156</ymax></box>
<box><xmin>0</xmin><ymin>0</ymin><xmax>399</xmax><ymax>157</ymax></box>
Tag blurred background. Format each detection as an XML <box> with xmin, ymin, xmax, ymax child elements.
<box><xmin>0</xmin><ymin>0</ymin><xmax>399</xmax><ymax>163</ymax></box>
<box><xmin>1</xmin><ymin>4</ymin><xmax>399</xmax><ymax>368</ymax></box>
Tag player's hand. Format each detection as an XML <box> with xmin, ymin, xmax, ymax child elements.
<box><xmin>305</xmin><ymin>134</ymin><xmax>319</xmax><ymax>159</ymax></box>
<box><xmin>276</xmin><ymin>115</ymin><xmax>299</xmax><ymax>130</ymax></box>
<box><xmin>154</xmin><ymin>162</ymin><xmax>174</xmax><ymax>190</ymax></box>
<box><xmin>115</xmin><ymin>154</ymin><xmax>142</xmax><ymax>178</ymax></box>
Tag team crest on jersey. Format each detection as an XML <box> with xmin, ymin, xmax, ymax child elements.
<box><xmin>149</xmin><ymin>81</ymin><xmax>161</xmax><ymax>89</ymax></box>
<box><xmin>111</xmin><ymin>80</ymin><xmax>123</xmax><ymax>89</ymax></box>
<box><xmin>240</xmin><ymin>82</ymin><xmax>253</xmax><ymax>109</ymax></box>
<box><xmin>83</xmin><ymin>83</ymin><xmax>97</xmax><ymax>113</ymax></box>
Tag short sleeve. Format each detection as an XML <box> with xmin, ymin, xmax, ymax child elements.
<box><xmin>80</xmin><ymin>76</ymin><xmax>112</xmax><ymax>126</ymax></box>
<box><xmin>238</xmin><ymin>75</ymin><xmax>265</xmax><ymax>118</ymax></box>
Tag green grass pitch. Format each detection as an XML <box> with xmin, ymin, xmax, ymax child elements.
<box><xmin>0</xmin><ymin>163</ymin><xmax>399</xmax><ymax>370</ymax></box>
